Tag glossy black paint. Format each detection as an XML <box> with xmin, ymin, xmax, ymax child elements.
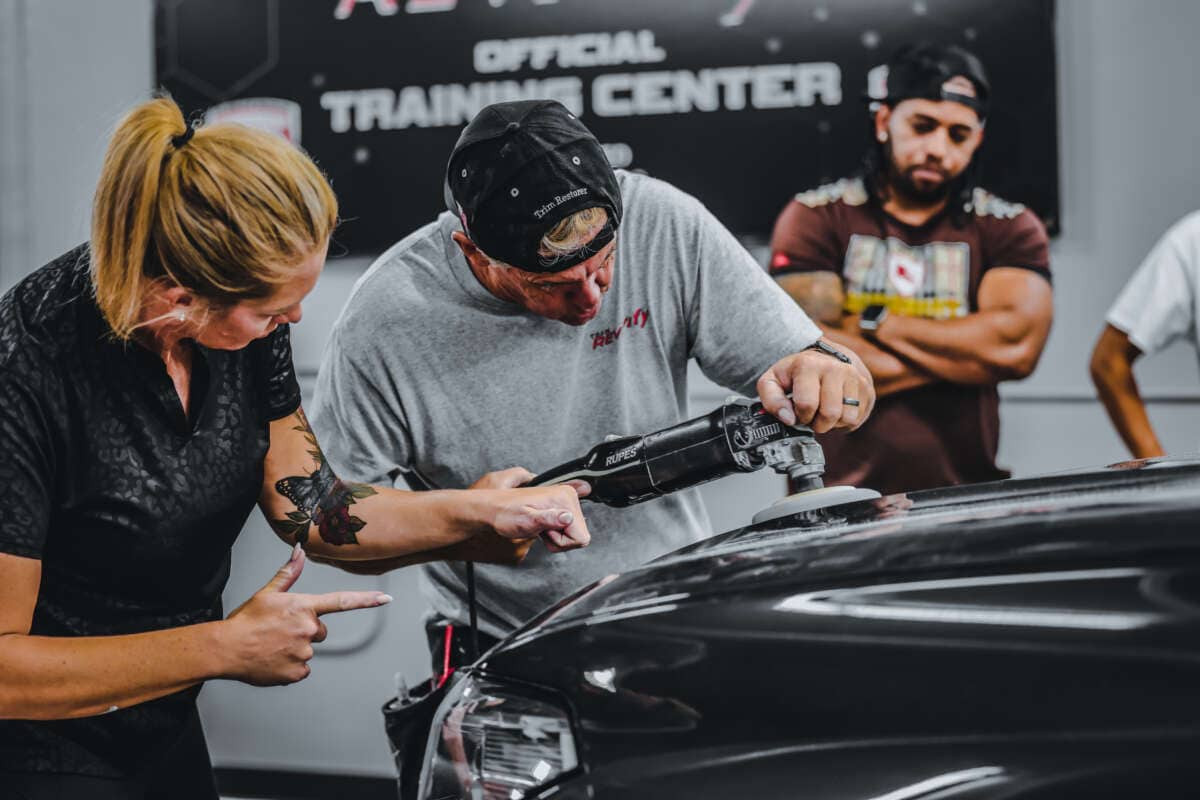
<box><xmin>420</xmin><ymin>459</ymin><xmax>1200</xmax><ymax>798</ymax></box>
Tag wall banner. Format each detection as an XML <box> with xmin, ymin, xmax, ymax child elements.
<box><xmin>156</xmin><ymin>0</ymin><xmax>1059</xmax><ymax>255</ymax></box>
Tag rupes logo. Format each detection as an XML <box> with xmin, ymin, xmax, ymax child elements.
<box><xmin>732</xmin><ymin>422</ymin><xmax>781</xmax><ymax>449</ymax></box>
<box><xmin>604</xmin><ymin>444</ymin><xmax>640</xmax><ymax>467</ymax></box>
<box><xmin>205</xmin><ymin>98</ymin><xmax>303</xmax><ymax>146</ymax></box>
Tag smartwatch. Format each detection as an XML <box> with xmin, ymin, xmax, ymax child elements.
<box><xmin>859</xmin><ymin>304</ymin><xmax>889</xmax><ymax>338</ymax></box>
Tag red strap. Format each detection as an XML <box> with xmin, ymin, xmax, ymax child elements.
<box><xmin>436</xmin><ymin>624</ymin><xmax>456</xmax><ymax>688</ymax></box>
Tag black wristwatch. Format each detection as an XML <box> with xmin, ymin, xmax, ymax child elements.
<box><xmin>804</xmin><ymin>340</ymin><xmax>852</xmax><ymax>364</ymax></box>
<box><xmin>859</xmin><ymin>304</ymin><xmax>889</xmax><ymax>338</ymax></box>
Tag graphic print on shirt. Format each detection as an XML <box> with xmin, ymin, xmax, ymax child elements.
<box><xmin>842</xmin><ymin>234</ymin><xmax>970</xmax><ymax>319</ymax></box>
<box><xmin>591</xmin><ymin>306</ymin><xmax>651</xmax><ymax>350</ymax></box>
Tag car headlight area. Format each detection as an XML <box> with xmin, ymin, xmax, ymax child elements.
<box><xmin>420</xmin><ymin>673</ymin><xmax>580</xmax><ymax>800</ymax></box>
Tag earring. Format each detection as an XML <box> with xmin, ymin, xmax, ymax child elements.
<box><xmin>877</xmin><ymin>132</ymin><xmax>888</xmax><ymax>143</ymax></box>
<box><xmin>175</xmin><ymin>310</ymin><xmax>187</xmax><ymax>323</ymax></box>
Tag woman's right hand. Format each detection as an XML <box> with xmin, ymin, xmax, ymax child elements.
<box><xmin>491</xmin><ymin>484</ymin><xmax>592</xmax><ymax>551</ymax></box>
<box><xmin>471</xmin><ymin>468</ymin><xmax>592</xmax><ymax>552</ymax></box>
<box><xmin>219</xmin><ymin>545</ymin><xmax>391</xmax><ymax>686</ymax></box>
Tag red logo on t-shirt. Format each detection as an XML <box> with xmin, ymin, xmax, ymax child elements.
<box><xmin>888</xmin><ymin>251</ymin><xmax>925</xmax><ymax>296</ymax></box>
<box><xmin>592</xmin><ymin>307</ymin><xmax>650</xmax><ymax>350</ymax></box>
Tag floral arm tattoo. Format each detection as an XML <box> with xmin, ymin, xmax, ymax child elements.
<box><xmin>269</xmin><ymin>409</ymin><xmax>377</xmax><ymax>546</ymax></box>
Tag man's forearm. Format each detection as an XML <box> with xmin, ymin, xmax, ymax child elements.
<box><xmin>309</xmin><ymin>531</ymin><xmax>529</xmax><ymax>574</ymax></box>
<box><xmin>776</xmin><ymin>271</ymin><xmax>935</xmax><ymax>397</ymax></box>
<box><xmin>0</xmin><ymin>623</ymin><xmax>226</xmax><ymax>720</ymax></box>
<box><xmin>873</xmin><ymin>310</ymin><xmax>1043</xmax><ymax>385</ymax></box>
<box><xmin>308</xmin><ymin>549</ymin><xmax>438</xmax><ymax>575</ymax></box>
<box><xmin>308</xmin><ymin>535</ymin><xmax>482</xmax><ymax>573</ymax></box>
<box><xmin>821</xmin><ymin>324</ymin><xmax>937</xmax><ymax>397</ymax></box>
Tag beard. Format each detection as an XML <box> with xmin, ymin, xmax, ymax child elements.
<box><xmin>893</xmin><ymin>167</ymin><xmax>951</xmax><ymax>204</ymax></box>
<box><xmin>883</xmin><ymin>143</ymin><xmax>957</xmax><ymax>205</ymax></box>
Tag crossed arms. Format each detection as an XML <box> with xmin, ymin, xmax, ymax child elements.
<box><xmin>775</xmin><ymin>267</ymin><xmax>1054</xmax><ymax>398</ymax></box>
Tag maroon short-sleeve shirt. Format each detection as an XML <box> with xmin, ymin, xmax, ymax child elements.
<box><xmin>769</xmin><ymin>178</ymin><xmax>1050</xmax><ymax>494</ymax></box>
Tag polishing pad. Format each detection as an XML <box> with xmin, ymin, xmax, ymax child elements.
<box><xmin>752</xmin><ymin>485</ymin><xmax>882</xmax><ymax>524</ymax></box>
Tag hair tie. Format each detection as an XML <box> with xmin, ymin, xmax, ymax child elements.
<box><xmin>172</xmin><ymin>123</ymin><xmax>196</xmax><ymax>148</ymax></box>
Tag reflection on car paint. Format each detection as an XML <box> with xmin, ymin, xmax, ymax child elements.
<box><xmin>775</xmin><ymin>568</ymin><xmax>1167</xmax><ymax>631</ymax></box>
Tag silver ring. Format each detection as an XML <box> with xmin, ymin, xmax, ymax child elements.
<box><xmin>842</xmin><ymin>397</ymin><xmax>860</xmax><ymax>407</ymax></box>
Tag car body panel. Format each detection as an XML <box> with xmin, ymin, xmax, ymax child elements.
<box><xmin>410</xmin><ymin>460</ymin><xmax>1200</xmax><ymax>799</ymax></box>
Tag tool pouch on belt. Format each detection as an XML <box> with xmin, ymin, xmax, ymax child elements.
<box><xmin>381</xmin><ymin>478</ymin><xmax>477</xmax><ymax>800</ymax></box>
<box><xmin>383</xmin><ymin>622</ymin><xmax>457</xmax><ymax>800</ymax></box>
<box><xmin>383</xmin><ymin>620</ymin><xmax>498</xmax><ymax>799</ymax></box>
<box><xmin>382</xmin><ymin>676</ymin><xmax>450</xmax><ymax>800</ymax></box>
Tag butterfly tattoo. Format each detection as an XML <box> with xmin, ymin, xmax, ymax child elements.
<box><xmin>271</xmin><ymin>414</ymin><xmax>377</xmax><ymax>546</ymax></box>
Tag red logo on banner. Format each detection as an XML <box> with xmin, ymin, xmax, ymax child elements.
<box><xmin>334</xmin><ymin>0</ymin><xmax>399</xmax><ymax>19</ymax></box>
<box><xmin>406</xmin><ymin>0</ymin><xmax>458</xmax><ymax>12</ymax></box>
<box><xmin>205</xmin><ymin>98</ymin><xmax>303</xmax><ymax>145</ymax></box>
<box><xmin>334</xmin><ymin>0</ymin><xmax>471</xmax><ymax>18</ymax></box>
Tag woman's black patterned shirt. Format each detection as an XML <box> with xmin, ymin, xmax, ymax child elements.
<box><xmin>0</xmin><ymin>246</ymin><xmax>301</xmax><ymax>777</ymax></box>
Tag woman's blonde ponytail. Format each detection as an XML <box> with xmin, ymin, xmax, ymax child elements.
<box><xmin>91</xmin><ymin>98</ymin><xmax>189</xmax><ymax>340</ymax></box>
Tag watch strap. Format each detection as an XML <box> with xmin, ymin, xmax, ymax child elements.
<box><xmin>804</xmin><ymin>340</ymin><xmax>852</xmax><ymax>364</ymax></box>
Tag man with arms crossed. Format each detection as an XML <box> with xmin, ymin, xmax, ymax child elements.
<box><xmin>1090</xmin><ymin>211</ymin><xmax>1200</xmax><ymax>458</ymax></box>
<box><xmin>770</xmin><ymin>42</ymin><xmax>1053</xmax><ymax>495</ymax></box>
<box><xmin>311</xmin><ymin>100</ymin><xmax>873</xmax><ymax>667</ymax></box>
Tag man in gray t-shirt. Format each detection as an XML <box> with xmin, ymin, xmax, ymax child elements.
<box><xmin>310</xmin><ymin>100</ymin><xmax>873</xmax><ymax>650</ymax></box>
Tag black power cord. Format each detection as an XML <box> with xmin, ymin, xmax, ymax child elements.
<box><xmin>465</xmin><ymin>561</ymin><xmax>479</xmax><ymax>662</ymax></box>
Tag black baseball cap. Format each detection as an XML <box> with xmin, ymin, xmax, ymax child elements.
<box><xmin>445</xmin><ymin>100</ymin><xmax>623</xmax><ymax>273</ymax></box>
<box><xmin>874</xmin><ymin>42</ymin><xmax>990</xmax><ymax>120</ymax></box>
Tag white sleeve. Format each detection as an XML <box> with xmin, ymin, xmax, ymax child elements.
<box><xmin>1106</xmin><ymin>216</ymin><xmax>1200</xmax><ymax>355</ymax></box>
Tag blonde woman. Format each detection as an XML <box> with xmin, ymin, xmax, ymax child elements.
<box><xmin>0</xmin><ymin>97</ymin><xmax>589</xmax><ymax>799</ymax></box>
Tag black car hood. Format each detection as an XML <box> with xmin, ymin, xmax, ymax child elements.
<box><xmin>496</xmin><ymin>458</ymin><xmax>1200</xmax><ymax>651</ymax></box>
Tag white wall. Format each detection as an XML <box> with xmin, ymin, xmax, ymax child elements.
<box><xmin>1</xmin><ymin>0</ymin><xmax>1197</xmax><ymax>780</ymax></box>
<box><xmin>0</xmin><ymin>0</ymin><xmax>154</xmax><ymax>287</ymax></box>
<box><xmin>997</xmin><ymin>0</ymin><xmax>1200</xmax><ymax>471</ymax></box>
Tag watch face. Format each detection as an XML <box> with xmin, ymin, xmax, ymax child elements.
<box><xmin>862</xmin><ymin>305</ymin><xmax>887</xmax><ymax>324</ymax></box>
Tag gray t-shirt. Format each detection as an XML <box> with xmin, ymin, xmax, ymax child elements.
<box><xmin>310</xmin><ymin>170</ymin><xmax>821</xmax><ymax>636</ymax></box>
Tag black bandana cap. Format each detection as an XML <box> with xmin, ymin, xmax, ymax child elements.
<box><xmin>445</xmin><ymin>99</ymin><xmax>623</xmax><ymax>274</ymax></box>
<box><xmin>869</xmin><ymin>42</ymin><xmax>991</xmax><ymax>121</ymax></box>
